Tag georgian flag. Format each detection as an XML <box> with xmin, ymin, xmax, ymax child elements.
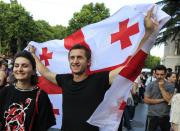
<box><xmin>28</xmin><ymin>3</ymin><xmax>170</xmax><ymax>130</ymax></box>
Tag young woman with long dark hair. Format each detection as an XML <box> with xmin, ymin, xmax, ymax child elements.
<box><xmin>0</xmin><ymin>51</ymin><xmax>56</xmax><ymax>131</ymax></box>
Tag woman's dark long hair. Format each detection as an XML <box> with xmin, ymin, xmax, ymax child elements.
<box><xmin>175</xmin><ymin>73</ymin><xmax>180</xmax><ymax>93</ymax></box>
<box><xmin>12</xmin><ymin>50</ymin><xmax>38</xmax><ymax>86</ymax></box>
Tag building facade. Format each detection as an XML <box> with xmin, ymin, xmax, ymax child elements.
<box><xmin>161</xmin><ymin>37</ymin><xmax>180</xmax><ymax>73</ymax></box>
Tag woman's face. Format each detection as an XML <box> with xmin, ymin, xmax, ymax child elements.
<box><xmin>168</xmin><ymin>73</ymin><xmax>177</xmax><ymax>84</ymax></box>
<box><xmin>13</xmin><ymin>57</ymin><xmax>34</xmax><ymax>82</ymax></box>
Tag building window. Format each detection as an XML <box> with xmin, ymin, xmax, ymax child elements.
<box><xmin>175</xmin><ymin>65</ymin><xmax>180</xmax><ymax>74</ymax></box>
<box><xmin>175</xmin><ymin>40</ymin><xmax>180</xmax><ymax>55</ymax></box>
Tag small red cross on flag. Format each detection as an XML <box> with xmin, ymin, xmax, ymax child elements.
<box><xmin>119</xmin><ymin>100</ymin><xmax>126</xmax><ymax>110</ymax></box>
<box><xmin>39</xmin><ymin>47</ymin><xmax>53</xmax><ymax>66</ymax></box>
<box><xmin>111</xmin><ymin>18</ymin><xmax>139</xmax><ymax>49</ymax></box>
<box><xmin>53</xmin><ymin>108</ymin><xmax>60</xmax><ymax>115</ymax></box>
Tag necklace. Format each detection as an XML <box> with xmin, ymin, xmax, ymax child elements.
<box><xmin>15</xmin><ymin>84</ymin><xmax>37</xmax><ymax>92</ymax></box>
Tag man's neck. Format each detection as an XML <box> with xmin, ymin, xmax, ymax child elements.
<box><xmin>73</xmin><ymin>73</ymin><xmax>88</xmax><ymax>82</ymax></box>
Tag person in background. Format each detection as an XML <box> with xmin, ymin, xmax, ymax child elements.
<box><xmin>166</xmin><ymin>72</ymin><xmax>177</xmax><ymax>84</ymax></box>
<box><xmin>134</xmin><ymin>72</ymin><xmax>146</xmax><ymax>103</ymax></box>
<box><xmin>145</xmin><ymin>68</ymin><xmax>156</xmax><ymax>87</ymax></box>
<box><xmin>139</xmin><ymin>72</ymin><xmax>147</xmax><ymax>102</ymax></box>
<box><xmin>125</xmin><ymin>92</ymin><xmax>135</xmax><ymax>130</ymax></box>
<box><xmin>167</xmin><ymin>68</ymin><xmax>172</xmax><ymax>74</ymax></box>
<box><xmin>118</xmin><ymin>83</ymin><xmax>137</xmax><ymax>131</ymax></box>
<box><xmin>170</xmin><ymin>73</ymin><xmax>180</xmax><ymax>131</ymax></box>
<box><xmin>0</xmin><ymin>55</ymin><xmax>7</xmax><ymax>62</ymax></box>
<box><xmin>0</xmin><ymin>70</ymin><xmax>7</xmax><ymax>89</ymax></box>
<box><xmin>144</xmin><ymin>65</ymin><xmax>174</xmax><ymax>131</ymax></box>
<box><xmin>0</xmin><ymin>60</ymin><xmax>8</xmax><ymax>72</ymax></box>
<box><xmin>0</xmin><ymin>51</ymin><xmax>56</xmax><ymax>131</ymax></box>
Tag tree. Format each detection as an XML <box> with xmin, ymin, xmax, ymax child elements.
<box><xmin>51</xmin><ymin>25</ymin><xmax>67</xmax><ymax>39</ymax></box>
<box><xmin>0</xmin><ymin>1</ymin><xmax>10</xmax><ymax>54</ymax></box>
<box><xmin>33</xmin><ymin>20</ymin><xmax>67</xmax><ymax>42</ymax></box>
<box><xmin>144</xmin><ymin>55</ymin><xmax>161</xmax><ymax>69</ymax></box>
<box><xmin>156</xmin><ymin>1</ymin><xmax>180</xmax><ymax>45</ymax></box>
<box><xmin>0</xmin><ymin>0</ymin><xmax>38</xmax><ymax>54</ymax></box>
<box><xmin>66</xmin><ymin>3</ymin><xmax>110</xmax><ymax>36</ymax></box>
<box><xmin>0</xmin><ymin>0</ymin><xmax>68</xmax><ymax>55</ymax></box>
<box><xmin>33</xmin><ymin>20</ymin><xmax>54</xmax><ymax>42</ymax></box>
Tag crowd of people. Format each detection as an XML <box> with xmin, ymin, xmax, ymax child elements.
<box><xmin>0</xmin><ymin>7</ymin><xmax>179</xmax><ymax>131</ymax></box>
<box><xmin>118</xmin><ymin>66</ymin><xmax>180</xmax><ymax>131</ymax></box>
<box><xmin>1</xmin><ymin>52</ymin><xmax>180</xmax><ymax>131</ymax></box>
<box><xmin>145</xmin><ymin>66</ymin><xmax>180</xmax><ymax>131</ymax></box>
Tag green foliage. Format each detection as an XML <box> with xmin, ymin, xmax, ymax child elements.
<box><xmin>33</xmin><ymin>20</ymin><xmax>54</xmax><ymax>42</ymax></box>
<box><xmin>51</xmin><ymin>25</ymin><xmax>67</xmax><ymax>39</ymax></box>
<box><xmin>0</xmin><ymin>0</ymin><xmax>38</xmax><ymax>54</ymax></box>
<box><xmin>0</xmin><ymin>0</ymin><xmax>178</xmax><ymax>56</ymax></box>
<box><xmin>33</xmin><ymin>20</ymin><xmax>67</xmax><ymax>42</ymax></box>
<box><xmin>0</xmin><ymin>0</ymin><xmax>67</xmax><ymax>54</ymax></box>
<box><xmin>156</xmin><ymin>0</ymin><xmax>180</xmax><ymax>45</ymax></box>
<box><xmin>66</xmin><ymin>3</ymin><xmax>110</xmax><ymax>36</ymax></box>
<box><xmin>144</xmin><ymin>55</ymin><xmax>161</xmax><ymax>69</ymax></box>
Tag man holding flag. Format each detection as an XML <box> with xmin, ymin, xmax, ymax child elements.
<box><xmin>28</xmin><ymin>6</ymin><xmax>159</xmax><ymax>131</ymax></box>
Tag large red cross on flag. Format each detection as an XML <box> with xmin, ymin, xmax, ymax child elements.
<box><xmin>111</xmin><ymin>18</ymin><xmax>139</xmax><ymax>49</ymax></box>
<box><xmin>28</xmin><ymin>3</ymin><xmax>170</xmax><ymax>130</ymax></box>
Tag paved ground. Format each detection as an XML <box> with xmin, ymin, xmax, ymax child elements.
<box><xmin>123</xmin><ymin>103</ymin><xmax>148</xmax><ymax>131</ymax></box>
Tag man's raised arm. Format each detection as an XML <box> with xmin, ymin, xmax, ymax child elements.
<box><xmin>29</xmin><ymin>46</ymin><xmax>58</xmax><ymax>85</ymax></box>
<box><xmin>109</xmin><ymin>7</ymin><xmax>158</xmax><ymax>84</ymax></box>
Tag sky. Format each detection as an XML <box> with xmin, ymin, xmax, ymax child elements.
<box><xmin>3</xmin><ymin>0</ymin><xmax>164</xmax><ymax>58</ymax></box>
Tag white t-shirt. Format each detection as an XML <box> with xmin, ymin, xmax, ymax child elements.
<box><xmin>170</xmin><ymin>93</ymin><xmax>180</xmax><ymax>124</ymax></box>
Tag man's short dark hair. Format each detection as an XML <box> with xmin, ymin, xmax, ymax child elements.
<box><xmin>167</xmin><ymin>68</ymin><xmax>172</xmax><ymax>73</ymax></box>
<box><xmin>68</xmin><ymin>44</ymin><xmax>91</xmax><ymax>60</ymax></box>
<box><xmin>154</xmin><ymin>65</ymin><xmax>167</xmax><ymax>73</ymax></box>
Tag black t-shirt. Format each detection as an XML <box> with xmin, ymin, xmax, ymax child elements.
<box><xmin>0</xmin><ymin>85</ymin><xmax>56</xmax><ymax>131</ymax></box>
<box><xmin>56</xmin><ymin>71</ymin><xmax>110</xmax><ymax>131</ymax></box>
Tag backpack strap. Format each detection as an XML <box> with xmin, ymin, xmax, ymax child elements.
<box><xmin>29</xmin><ymin>89</ymin><xmax>41</xmax><ymax>131</ymax></box>
<box><xmin>35</xmin><ymin>89</ymin><xmax>41</xmax><ymax>114</ymax></box>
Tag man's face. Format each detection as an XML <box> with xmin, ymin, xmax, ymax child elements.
<box><xmin>155</xmin><ymin>70</ymin><xmax>166</xmax><ymax>81</ymax></box>
<box><xmin>69</xmin><ymin>49</ymin><xmax>90</xmax><ymax>75</ymax></box>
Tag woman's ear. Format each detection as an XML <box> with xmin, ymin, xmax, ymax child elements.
<box><xmin>32</xmin><ymin>70</ymin><xmax>36</xmax><ymax>75</ymax></box>
<box><xmin>87</xmin><ymin>60</ymin><xmax>91</xmax><ymax>66</ymax></box>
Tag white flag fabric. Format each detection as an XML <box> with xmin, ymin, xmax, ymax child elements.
<box><xmin>28</xmin><ymin>3</ymin><xmax>170</xmax><ymax>130</ymax></box>
<box><xmin>87</xmin><ymin>32</ymin><xmax>160</xmax><ymax>131</ymax></box>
